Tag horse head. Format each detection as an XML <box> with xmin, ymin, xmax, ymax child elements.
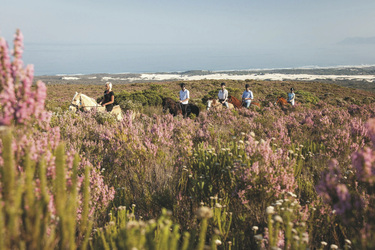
<box><xmin>207</xmin><ymin>98</ymin><xmax>219</xmax><ymax>110</ymax></box>
<box><xmin>162</xmin><ymin>98</ymin><xmax>169</xmax><ymax>113</ymax></box>
<box><xmin>228</xmin><ymin>96</ymin><xmax>242</xmax><ymax>109</ymax></box>
<box><xmin>69</xmin><ymin>92</ymin><xmax>81</xmax><ymax>111</ymax></box>
<box><xmin>162</xmin><ymin>98</ymin><xmax>181</xmax><ymax>116</ymax></box>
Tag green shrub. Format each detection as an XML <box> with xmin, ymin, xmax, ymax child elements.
<box><xmin>0</xmin><ymin>130</ymin><xmax>92</xmax><ymax>249</ymax></box>
<box><xmin>93</xmin><ymin>111</ymin><xmax>118</xmax><ymax>125</ymax></box>
<box><xmin>118</xmin><ymin>99</ymin><xmax>143</xmax><ymax>112</ymax></box>
<box><xmin>296</xmin><ymin>90</ymin><xmax>320</xmax><ymax>104</ymax></box>
<box><xmin>116</xmin><ymin>90</ymin><xmax>164</xmax><ymax>107</ymax></box>
<box><xmin>91</xmin><ymin>207</ymin><xmax>217</xmax><ymax>250</ymax></box>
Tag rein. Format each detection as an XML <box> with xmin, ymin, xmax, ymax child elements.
<box><xmin>70</xmin><ymin>103</ymin><xmax>79</xmax><ymax>109</ymax></box>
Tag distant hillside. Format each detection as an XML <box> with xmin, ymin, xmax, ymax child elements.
<box><xmin>36</xmin><ymin>65</ymin><xmax>375</xmax><ymax>93</ymax></box>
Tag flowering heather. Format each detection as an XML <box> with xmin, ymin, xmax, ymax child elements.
<box><xmin>316</xmin><ymin>118</ymin><xmax>375</xmax><ymax>248</ymax></box>
<box><xmin>0</xmin><ymin>30</ymin><xmax>114</xmax><ymax>245</ymax></box>
<box><xmin>4</xmin><ymin>30</ymin><xmax>375</xmax><ymax>248</ymax></box>
<box><xmin>0</xmin><ymin>30</ymin><xmax>48</xmax><ymax>126</ymax></box>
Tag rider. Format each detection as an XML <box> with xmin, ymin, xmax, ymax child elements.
<box><xmin>242</xmin><ymin>83</ymin><xmax>253</xmax><ymax>108</ymax></box>
<box><xmin>179</xmin><ymin>83</ymin><xmax>189</xmax><ymax>118</ymax></box>
<box><xmin>218</xmin><ymin>82</ymin><xmax>229</xmax><ymax>108</ymax></box>
<box><xmin>287</xmin><ymin>87</ymin><xmax>295</xmax><ymax>106</ymax></box>
<box><xmin>99</xmin><ymin>82</ymin><xmax>115</xmax><ymax>112</ymax></box>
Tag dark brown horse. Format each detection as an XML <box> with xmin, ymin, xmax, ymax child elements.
<box><xmin>162</xmin><ymin>97</ymin><xmax>200</xmax><ymax>118</ymax></box>
<box><xmin>228</xmin><ymin>96</ymin><xmax>261</xmax><ymax>109</ymax></box>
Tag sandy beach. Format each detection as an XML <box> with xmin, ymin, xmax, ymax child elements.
<box><xmin>37</xmin><ymin>70</ymin><xmax>375</xmax><ymax>85</ymax></box>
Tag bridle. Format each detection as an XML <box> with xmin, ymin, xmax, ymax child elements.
<box><xmin>70</xmin><ymin>95</ymin><xmax>82</xmax><ymax>109</ymax></box>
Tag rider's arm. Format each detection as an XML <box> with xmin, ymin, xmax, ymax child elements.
<box><xmin>180</xmin><ymin>90</ymin><xmax>189</xmax><ymax>103</ymax></box>
<box><xmin>224</xmin><ymin>90</ymin><xmax>228</xmax><ymax>102</ymax></box>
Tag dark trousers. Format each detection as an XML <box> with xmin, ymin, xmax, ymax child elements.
<box><xmin>180</xmin><ymin>104</ymin><xmax>188</xmax><ymax>118</ymax></box>
<box><xmin>106</xmin><ymin>104</ymin><xmax>113</xmax><ymax>112</ymax></box>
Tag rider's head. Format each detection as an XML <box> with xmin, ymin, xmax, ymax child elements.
<box><xmin>245</xmin><ymin>84</ymin><xmax>250</xmax><ymax>89</ymax></box>
<box><xmin>221</xmin><ymin>82</ymin><xmax>226</xmax><ymax>88</ymax></box>
<box><xmin>106</xmin><ymin>82</ymin><xmax>112</xmax><ymax>91</ymax></box>
<box><xmin>290</xmin><ymin>87</ymin><xmax>294</xmax><ymax>92</ymax></box>
<box><xmin>180</xmin><ymin>83</ymin><xmax>186</xmax><ymax>89</ymax></box>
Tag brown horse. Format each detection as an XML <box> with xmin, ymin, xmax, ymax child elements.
<box><xmin>276</xmin><ymin>97</ymin><xmax>289</xmax><ymax>107</ymax></box>
<box><xmin>228</xmin><ymin>96</ymin><xmax>261</xmax><ymax>109</ymax></box>
<box><xmin>162</xmin><ymin>97</ymin><xmax>200</xmax><ymax>117</ymax></box>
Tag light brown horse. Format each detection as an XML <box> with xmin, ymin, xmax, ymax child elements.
<box><xmin>206</xmin><ymin>98</ymin><xmax>234</xmax><ymax>111</ymax></box>
<box><xmin>228</xmin><ymin>96</ymin><xmax>261</xmax><ymax>109</ymax></box>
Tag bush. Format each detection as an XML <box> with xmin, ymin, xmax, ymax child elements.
<box><xmin>296</xmin><ymin>90</ymin><xmax>320</xmax><ymax>104</ymax></box>
<box><xmin>116</xmin><ymin>90</ymin><xmax>163</xmax><ymax>107</ymax></box>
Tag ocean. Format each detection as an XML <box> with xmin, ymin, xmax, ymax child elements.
<box><xmin>22</xmin><ymin>43</ymin><xmax>375</xmax><ymax>76</ymax></box>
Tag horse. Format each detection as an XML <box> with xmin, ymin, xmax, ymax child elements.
<box><xmin>69</xmin><ymin>92</ymin><xmax>123</xmax><ymax>120</ymax></box>
<box><xmin>275</xmin><ymin>97</ymin><xmax>289</xmax><ymax>107</ymax></box>
<box><xmin>227</xmin><ymin>96</ymin><xmax>261</xmax><ymax>109</ymax></box>
<box><xmin>206</xmin><ymin>98</ymin><xmax>234</xmax><ymax>111</ymax></box>
<box><xmin>162</xmin><ymin>97</ymin><xmax>200</xmax><ymax>118</ymax></box>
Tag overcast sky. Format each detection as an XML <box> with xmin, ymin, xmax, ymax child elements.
<box><xmin>1</xmin><ymin>0</ymin><xmax>375</xmax><ymax>74</ymax></box>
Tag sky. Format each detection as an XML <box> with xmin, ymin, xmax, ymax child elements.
<box><xmin>1</xmin><ymin>0</ymin><xmax>375</xmax><ymax>74</ymax></box>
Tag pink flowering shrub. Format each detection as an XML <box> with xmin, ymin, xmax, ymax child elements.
<box><xmin>3</xmin><ymin>30</ymin><xmax>375</xmax><ymax>248</ymax></box>
<box><xmin>0</xmin><ymin>30</ymin><xmax>114</xmax><ymax>228</ymax></box>
<box><xmin>51</xmin><ymin>86</ymin><xmax>374</xmax><ymax>247</ymax></box>
<box><xmin>317</xmin><ymin>118</ymin><xmax>375</xmax><ymax>248</ymax></box>
<box><xmin>237</xmin><ymin>136</ymin><xmax>297</xmax><ymax>205</ymax></box>
<box><xmin>0</xmin><ymin>30</ymin><xmax>47</xmax><ymax>127</ymax></box>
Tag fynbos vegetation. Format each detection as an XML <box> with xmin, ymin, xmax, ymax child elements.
<box><xmin>2</xmin><ymin>30</ymin><xmax>375</xmax><ymax>249</ymax></box>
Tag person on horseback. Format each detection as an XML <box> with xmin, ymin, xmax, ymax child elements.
<box><xmin>179</xmin><ymin>83</ymin><xmax>190</xmax><ymax>118</ymax></box>
<box><xmin>218</xmin><ymin>82</ymin><xmax>229</xmax><ymax>108</ymax></box>
<box><xmin>287</xmin><ymin>87</ymin><xmax>295</xmax><ymax>106</ymax></box>
<box><xmin>242</xmin><ymin>83</ymin><xmax>253</xmax><ymax>108</ymax></box>
<box><xmin>99</xmin><ymin>82</ymin><xmax>115</xmax><ymax>112</ymax></box>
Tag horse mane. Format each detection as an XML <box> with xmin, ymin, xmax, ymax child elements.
<box><xmin>228</xmin><ymin>96</ymin><xmax>242</xmax><ymax>109</ymax></box>
<box><xmin>162</xmin><ymin>97</ymin><xmax>176</xmax><ymax>104</ymax></box>
<box><xmin>80</xmin><ymin>93</ymin><xmax>99</xmax><ymax>107</ymax></box>
<box><xmin>72</xmin><ymin>92</ymin><xmax>79</xmax><ymax>102</ymax></box>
